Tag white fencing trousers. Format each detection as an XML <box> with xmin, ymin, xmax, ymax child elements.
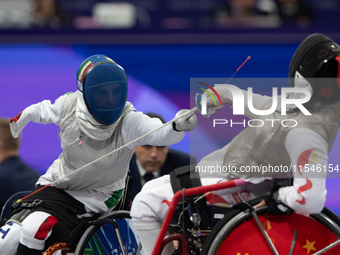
<box><xmin>130</xmin><ymin>175</ymin><xmax>273</xmax><ymax>254</ymax></box>
<box><xmin>0</xmin><ymin>221</ymin><xmax>21</xmax><ymax>255</ymax></box>
<box><xmin>0</xmin><ymin>211</ymin><xmax>57</xmax><ymax>254</ymax></box>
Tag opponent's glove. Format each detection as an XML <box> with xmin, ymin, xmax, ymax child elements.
<box><xmin>264</xmin><ymin>191</ymin><xmax>294</xmax><ymax>216</ymax></box>
<box><xmin>173</xmin><ymin>109</ymin><xmax>197</xmax><ymax>132</ymax></box>
<box><xmin>195</xmin><ymin>93</ymin><xmax>225</xmax><ymax>118</ymax></box>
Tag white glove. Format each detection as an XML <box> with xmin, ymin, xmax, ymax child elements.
<box><xmin>195</xmin><ymin>93</ymin><xmax>225</xmax><ymax>118</ymax></box>
<box><xmin>173</xmin><ymin>109</ymin><xmax>197</xmax><ymax>132</ymax></box>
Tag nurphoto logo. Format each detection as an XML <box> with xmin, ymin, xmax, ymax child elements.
<box><xmin>201</xmin><ymin>84</ymin><xmax>312</xmax><ymax>116</ymax></box>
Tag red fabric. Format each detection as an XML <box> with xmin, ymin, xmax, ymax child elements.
<box><xmin>297</xmin><ymin>149</ymin><xmax>315</xmax><ymax>175</ymax></box>
<box><xmin>318</xmin><ymin>87</ymin><xmax>333</xmax><ymax>97</ymax></box>
<box><xmin>161</xmin><ymin>200</ymin><xmax>171</xmax><ymax>206</ymax></box>
<box><xmin>295</xmin><ymin>149</ymin><xmax>315</xmax><ymax>204</ymax></box>
<box><xmin>296</xmin><ymin>179</ymin><xmax>313</xmax><ymax>205</ymax></box>
<box><xmin>10</xmin><ymin>110</ymin><xmax>23</xmax><ymax>123</ymax></box>
<box><xmin>335</xmin><ymin>56</ymin><xmax>340</xmax><ymax>88</ymax></box>
<box><xmin>205</xmin><ymin>193</ymin><xmax>228</xmax><ymax>204</ymax></box>
<box><xmin>232</xmin><ymin>193</ymin><xmax>242</xmax><ymax>204</ymax></box>
<box><xmin>34</xmin><ymin>215</ymin><xmax>59</xmax><ymax>240</ymax></box>
<box><xmin>216</xmin><ymin>213</ymin><xmax>340</xmax><ymax>255</ymax></box>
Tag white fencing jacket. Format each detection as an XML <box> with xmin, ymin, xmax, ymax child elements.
<box><xmin>10</xmin><ymin>91</ymin><xmax>185</xmax><ymax>213</ymax></box>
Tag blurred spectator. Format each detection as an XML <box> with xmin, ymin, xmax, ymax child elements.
<box><xmin>129</xmin><ymin>113</ymin><xmax>196</xmax><ymax>200</ymax></box>
<box><xmin>0</xmin><ymin>118</ymin><xmax>40</xmax><ymax>219</ymax></box>
<box><xmin>32</xmin><ymin>0</ymin><xmax>73</xmax><ymax>28</ymax></box>
<box><xmin>208</xmin><ymin>0</ymin><xmax>280</xmax><ymax>28</ymax></box>
<box><xmin>0</xmin><ymin>0</ymin><xmax>72</xmax><ymax>29</ymax></box>
<box><xmin>275</xmin><ymin>0</ymin><xmax>315</xmax><ymax>27</ymax></box>
<box><xmin>0</xmin><ymin>0</ymin><xmax>34</xmax><ymax>28</ymax></box>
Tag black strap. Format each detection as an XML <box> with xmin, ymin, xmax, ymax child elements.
<box><xmin>169</xmin><ymin>164</ymin><xmax>212</xmax><ymax>230</ymax></box>
<box><xmin>116</xmin><ymin>175</ymin><xmax>134</xmax><ymax>211</ymax></box>
<box><xmin>13</xmin><ymin>186</ymin><xmax>86</xmax><ymax>214</ymax></box>
<box><xmin>9</xmin><ymin>186</ymin><xmax>87</xmax><ymax>229</ymax></box>
<box><xmin>170</xmin><ymin>164</ymin><xmax>201</xmax><ymax>194</ymax></box>
<box><xmin>169</xmin><ymin>164</ymin><xmax>207</xmax><ymax>210</ymax></box>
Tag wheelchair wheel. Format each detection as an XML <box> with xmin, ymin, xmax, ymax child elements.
<box><xmin>201</xmin><ymin>207</ymin><xmax>340</xmax><ymax>255</ymax></box>
<box><xmin>74</xmin><ymin>210</ymin><xmax>141</xmax><ymax>255</ymax></box>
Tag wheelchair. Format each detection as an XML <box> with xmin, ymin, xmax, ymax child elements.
<box><xmin>45</xmin><ymin>178</ymin><xmax>340</xmax><ymax>255</ymax></box>
<box><xmin>151</xmin><ymin>179</ymin><xmax>340</xmax><ymax>255</ymax></box>
<box><xmin>42</xmin><ymin>209</ymin><xmax>140</xmax><ymax>255</ymax></box>
<box><xmin>0</xmin><ymin>177</ymin><xmax>141</xmax><ymax>255</ymax></box>
<box><xmin>74</xmin><ymin>210</ymin><xmax>140</xmax><ymax>255</ymax></box>
<box><xmin>41</xmin><ymin>176</ymin><xmax>141</xmax><ymax>255</ymax></box>
<box><xmin>3</xmin><ymin>178</ymin><xmax>340</xmax><ymax>255</ymax></box>
<box><xmin>200</xmin><ymin>205</ymin><xmax>340</xmax><ymax>255</ymax></box>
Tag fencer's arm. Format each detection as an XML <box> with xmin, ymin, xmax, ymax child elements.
<box><xmin>224</xmin><ymin>86</ymin><xmax>272</xmax><ymax>118</ymax></box>
<box><xmin>199</xmin><ymin>85</ymin><xmax>272</xmax><ymax>118</ymax></box>
<box><xmin>10</xmin><ymin>93</ymin><xmax>68</xmax><ymax>138</ymax></box>
<box><xmin>278</xmin><ymin>128</ymin><xmax>328</xmax><ymax>214</ymax></box>
<box><xmin>121</xmin><ymin>111</ymin><xmax>185</xmax><ymax>149</ymax></box>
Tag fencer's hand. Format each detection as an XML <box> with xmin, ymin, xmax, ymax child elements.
<box><xmin>260</xmin><ymin>191</ymin><xmax>294</xmax><ymax>216</ymax></box>
<box><xmin>255</xmin><ymin>200</ymin><xmax>266</xmax><ymax>208</ymax></box>
<box><xmin>173</xmin><ymin>109</ymin><xmax>197</xmax><ymax>132</ymax></box>
<box><xmin>195</xmin><ymin>93</ymin><xmax>224</xmax><ymax>118</ymax></box>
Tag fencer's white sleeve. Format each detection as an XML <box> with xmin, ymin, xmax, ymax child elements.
<box><xmin>208</xmin><ymin>85</ymin><xmax>271</xmax><ymax>118</ymax></box>
<box><xmin>121</xmin><ymin>111</ymin><xmax>185</xmax><ymax>149</ymax></box>
<box><xmin>241</xmin><ymin>89</ymin><xmax>272</xmax><ymax>119</ymax></box>
<box><xmin>10</xmin><ymin>94</ymin><xmax>68</xmax><ymax>138</ymax></box>
<box><xmin>279</xmin><ymin>128</ymin><xmax>328</xmax><ymax>214</ymax></box>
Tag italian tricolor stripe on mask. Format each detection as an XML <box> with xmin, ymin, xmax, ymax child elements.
<box><xmin>77</xmin><ymin>60</ymin><xmax>93</xmax><ymax>83</ymax></box>
<box><xmin>105</xmin><ymin>56</ymin><xmax>115</xmax><ymax>63</ymax></box>
<box><xmin>77</xmin><ymin>56</ymin><xmax>116</xmax><ymax>83</ymax></box>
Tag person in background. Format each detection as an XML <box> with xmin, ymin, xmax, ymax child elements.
<box><xmin>0</xmin><ymin>118</ymin><xmax>40</xmax><ymax>219</ymax></box>
<box><xmin>32</xmin><ymin>0</ymin><xmax>73</xmax><ymax>28</ymax></box>
<box><xmin>207</xmin><ymin>0</ymin><xmax>280</xmax><ymax>28</ymax></box>
<box><xmin>129</xmin><ymin>113</ymin><xmax>196</xmax><ymax>200</ymax></box>
<box><xmin>275</xmin><ymin>0</ymin><xmax>314</xmax><ymax>27</ymax></box>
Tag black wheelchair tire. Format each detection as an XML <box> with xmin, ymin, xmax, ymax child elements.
<box><xmin>201</xmin><ymin>206</ymin><xmax>340</xmax><ymax>255</ymax></box>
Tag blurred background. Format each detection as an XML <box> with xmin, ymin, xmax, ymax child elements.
<box><xmin>1</xmin><ymin>0</ymin><xmax>340</xmax><ymax>214</ymax></box>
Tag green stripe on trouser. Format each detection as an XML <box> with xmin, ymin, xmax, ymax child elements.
<box><xmin>104</xmin><ymin>189</ymin><xmax>123</xmax><ymax>208</ymax></box>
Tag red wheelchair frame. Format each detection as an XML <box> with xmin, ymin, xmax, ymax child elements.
<box><xmin>152</xmin><ymin>179</ymin><xmax>249</xmax><ymax>255</ymax></box>
<box><xmin>151</xmin><ymin>179</ymin><xmax>340</xmax><ymax>255</ymax></box>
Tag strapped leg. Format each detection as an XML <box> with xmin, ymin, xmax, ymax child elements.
<box><xmin>19</xmin><ymin>211</ymin><xmax>58</xmax><ymax>253</ymax></box>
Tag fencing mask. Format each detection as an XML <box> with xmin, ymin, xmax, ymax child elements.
<box><xmin>77</xmin><ymin>54</ymin><xmax>128</xmax><ymax>125</ymax></box>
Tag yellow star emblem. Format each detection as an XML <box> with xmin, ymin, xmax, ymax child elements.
<box><xmin>310</xmin><ymin>149</ymin><xmax>318</xmax><ymax>163</ymax></box>
<box><xmin>302</xmin><ymin>239</ymin><xmax>317</xmax><ymax>254</ymax></box>
<box><xmin>263</xmin><ymin>220</ymin><xmax>272</xmax><ymax>232</ymax></box>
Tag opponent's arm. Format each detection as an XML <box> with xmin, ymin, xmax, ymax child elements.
<box><xmin>279</xmin><ymin>128</ymin><xmax>328</xmax><ymax>214</ymax></box>
<box><xmin>196</xmin><ymin>85</ymin><xmax>271</xmax><ymax>118</ymax></box>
